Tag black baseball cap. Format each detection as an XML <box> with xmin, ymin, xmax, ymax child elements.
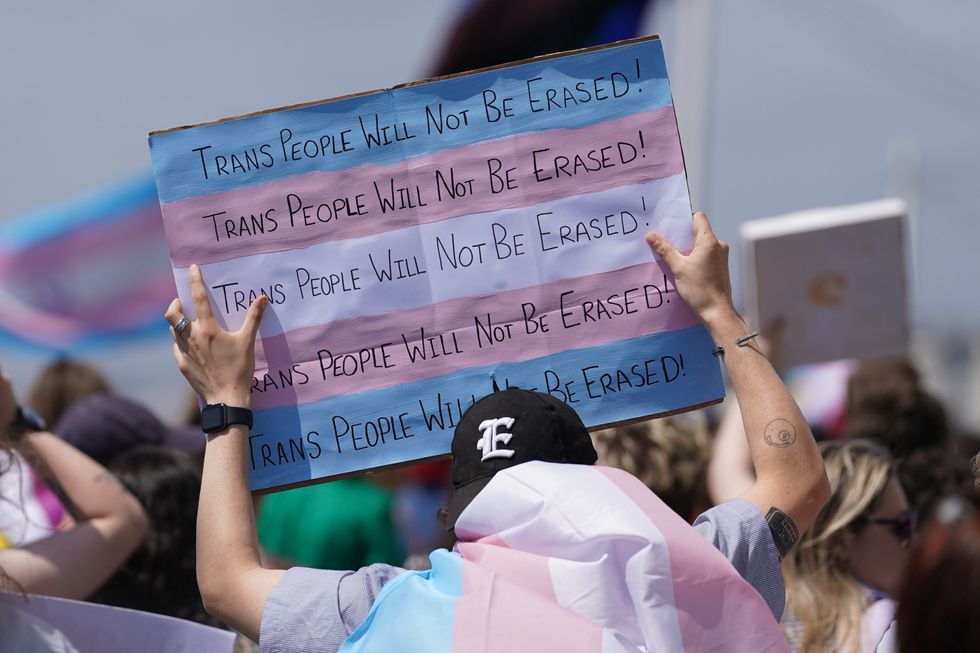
<box><xmin>445</xmin><ymin>387</ymin><xmax>597</xmax><ymax>530</ymax></box>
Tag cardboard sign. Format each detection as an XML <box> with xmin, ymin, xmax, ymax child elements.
<box><xmin>149</xmin><ymin>36</ymin><xmax>724</xmax><ymax>492</ymax></box>
<box><xmin>741</xmin><ymin>198</ymin><xmax>908</xmax><ymax>370</ymax></box>
<box><xmin>1</xmin><ymin>593</ymin><xmax>235</xmax><ymax>653</ymax></box>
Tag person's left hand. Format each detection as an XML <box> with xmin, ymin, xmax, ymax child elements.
<box><xmin>164</xmin><ymin>264</ymin><xmax>266</xmax><ymax>407</ymax></box>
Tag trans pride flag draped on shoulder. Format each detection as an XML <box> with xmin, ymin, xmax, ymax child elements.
<box><xmin>0</xmin><ymin>174</ymin><xmax>175</xmax><ymax>351</ymax></box>
<box><xmin>340</xmin><ymin>462</ymin><xmax>789</xmax><ymax>653</ymax></box>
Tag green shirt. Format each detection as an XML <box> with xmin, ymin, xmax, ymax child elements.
<box><xmin>257</xmin><ymin>478</ymin><xmax>403</xmax><ymax>570</ymax></box>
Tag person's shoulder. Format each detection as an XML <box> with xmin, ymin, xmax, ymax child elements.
<box><xmin>260</xmin><ymin>564</ymin><xmax>408</xmax><ymax>653</ymax></box>
<box><xmin>692</xmin><ymin>498</ymin><xmax>785</xmax><ymax>621</ymax></box>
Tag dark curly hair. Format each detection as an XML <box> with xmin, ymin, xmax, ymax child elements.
<box><xmin>89</xmin><ymin>446</ymin><xmax>218</xmax><ymax>626</ymax></box>
<box><xmin>844</xmin><ymin>359</ymin><xmax>954</xmax><ymax>521</ymax></box>
<box><xmin>845</xmin><ymin>360</ymin><xmax>949</xmax><ymax>455</ymax></box>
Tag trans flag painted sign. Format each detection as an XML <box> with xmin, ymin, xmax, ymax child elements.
<box><xmin>148</xmin><ymin>36</ymin><xmax>724</xmax><ymax>491</ymax></box>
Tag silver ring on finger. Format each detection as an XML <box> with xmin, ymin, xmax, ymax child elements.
<box><xmin>173</xmin><ymin>317</ymin><xmax>191</xmax><ymax>338</ymax></box>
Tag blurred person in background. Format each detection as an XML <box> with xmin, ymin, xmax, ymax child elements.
<box><xmin>389</xmin><ymin>461</ymin><xmax>454</xmax><ymax>564</ymax></box>
<box><xmin>256</xmin><ymin>477</ymin><xmax>403</xmax><ymax>572</ymax></box>
<box><xmin>845</xmin><ymin>361</ymin><xmax>946</xmax><ymax>456</ymax></box>
<box><xmin>89</xmin><ymin>446</ymin><xmax>217</xmax><ymax>626</ymax></box>
<box><xmin>53</xmin><ymin>393</ymin><xmax>203</xmax><ymax>467</ymax></box>
<box><xmin>592</xmin><ymin>414</ymin><xmax>712</xmax><ymax>522</ymax></box>
<box><xmin>6</xmin><ymin>358</ymin><xmax>114</xmax><ymax>545</ymax></box>
<box><xmin>895</xmin><ymin>496</ymin><xmax>980</xmax><ymax>653</ymax></box>
<box><xmin>0</xmin><ymin>361</ymin><xmax>148</xmax><ymax>599</ymax></box>
<box><xmin>843</xmin><ymin>360</ymin><xmax>968</xmax><ymax>525</ymax></box>
<box><xmin>27</xmin><ymin>358</ymin><xmax>111</xmax><ymax>429</ymax></box>
<box><xmin>431</xmin><ymin>0</ymin><xmax>653</xmax><ymax>75</ymax></box>
<box><xmin>782</xmin><ymin>439</ymin><xmax>912</xmax><ymax>653</ymax></box>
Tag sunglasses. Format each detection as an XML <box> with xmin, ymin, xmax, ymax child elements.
<box><xmin>854</xmin><ymin>510</ymin><xmax>917</xmax><ymax>542</ymax></box>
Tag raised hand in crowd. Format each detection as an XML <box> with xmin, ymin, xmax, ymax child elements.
<box><xmin>647</xmin><ymin>211</ymin><xmax>831</xmax><ymax>558</ymax></box>
<box><xmin>165</xmin><ymin>265</ymin><xmax>276</xmax><ymax>641</ymax></box>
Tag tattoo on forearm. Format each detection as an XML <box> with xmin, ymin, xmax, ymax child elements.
<box><xmin>763</xmin><ymin>418</ymin><xmax>797</xmax><ymax>448</ymax></box>
<box><xmin>766</xmin><ymin>507</ymin><xmax>800</xmax><ymax>559</ymax></box>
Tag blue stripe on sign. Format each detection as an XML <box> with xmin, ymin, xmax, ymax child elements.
<box><xmin>247</xmin><ymin>323</ymin><xmax>723</xmax><ymax>491</ymax></box>
<box><xmin>0</xmin><ymin>174</ymin><xmax>159</xmax><ymax>250</ymax></box>
<box><xmin>150</xmin><ymin>39</ymin><xmax>671</xmax><ymax>203</ymax></box>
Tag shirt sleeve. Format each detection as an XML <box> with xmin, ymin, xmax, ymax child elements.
<box><xmin>693</xmin><ymin>498</ymin><xmax>785</xmax><ymax>621</ymax></box>
<box><xmin>259</xmin><ymin>563</ymin><xmax>405</xmax><ymax>653</ymax></box>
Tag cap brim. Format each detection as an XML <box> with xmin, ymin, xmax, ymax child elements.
<box><xmin>444</xmin><ymin>475</ymin><xmax>493</xmax><ymax>532</ymax></box>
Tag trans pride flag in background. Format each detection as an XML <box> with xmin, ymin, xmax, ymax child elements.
<box><xmin>0</xmin><ymin>174</ymin><xmax>175</xmax><ymax>351</ymax></box>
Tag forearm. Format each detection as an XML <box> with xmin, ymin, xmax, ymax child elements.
<box><xmin>197</xmin><ymin>414</ymin><xmax>282</xmax><ymax>638</ymax></box>
<box><xmin>706</xmin><ymin>397</ymin><xmax>755</xmax><ymax>504</ymax></box>
<box><xmin>197</xmin><ymin>423</ymin><xmax>258</xmax><ymax>598</ymax></box>
<box><xmin>26</xmin><ymin>432</ymin><xmax>146</xmax><ymax>528</ymax></box>
<box><xmin>168</xmin><ymin>270</ymin><xmax>282</xmax><ymax>641</ymax></box>
<box><xmin>703</xmin><ymin>309</ymin><xmax>829</xmax><ymax>537</ymax></box>
<box><xmin>6</xmin><ymin>432</ymin><xmax>148</xmax><ymax>598</ymax></box>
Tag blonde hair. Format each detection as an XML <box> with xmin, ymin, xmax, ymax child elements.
<box><xmin>592</xmin><ymin>415</ymin><xmax>711</xmax><ymax>521</ymax></box>
<box><xmin>783</xmin><ymin>439</ymin><xmax>894</xmax><ymax>653</ymax></box>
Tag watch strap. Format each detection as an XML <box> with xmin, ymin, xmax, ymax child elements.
<box><xmin>224</xmin><ymin>405</ymin><xmax>253</xmax><ymax>429</ymax></box>
<box><xmin>201</xmin><ymin>403</ymin><xmax>253</xmax><ymax>433</ymax></box>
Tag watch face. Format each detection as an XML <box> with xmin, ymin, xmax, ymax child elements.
<box><xmin>201</xmin><ymin>405</ymin><xmax>225</xmax><ymax>433</ymax></box>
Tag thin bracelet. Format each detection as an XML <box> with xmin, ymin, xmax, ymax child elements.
<box><xmin>712</xmin><ymin>330</ymin><xmax>761</xmax><ymax>357</ymax></box>
<box><xmin>736</xmin><ymin>331</ymin><xmax>760</xmax><ymax>347</ymax></box>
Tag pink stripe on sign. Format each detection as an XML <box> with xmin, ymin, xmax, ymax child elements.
<box><xmin>597</xmin><ymin>468</ymin><xmax>790</xmax><ymax>652</ymax></box>
<box><xmin>453</xmin><ymin>548</ymin><xmax>604</xmax><ymax>653</ymax></box>
<box><xmin>249</xmin><ymin>260</ymin><xmax>697</xmax><ymax>409</ymax></box>
<box><xmin>163</xmin><ymin>107</ymin><xmax>682</xmax><ymax>267</ymax></box>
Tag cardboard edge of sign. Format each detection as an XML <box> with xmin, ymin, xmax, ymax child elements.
<box><xmin>251</xmin><ymin>395</ymin><xmax>722</xmax><ymax>496</ymax></box>
<box><xmin>149</xmin><ymin>34</ymin><xmax>662</xmax><ymax>138</ymax></box>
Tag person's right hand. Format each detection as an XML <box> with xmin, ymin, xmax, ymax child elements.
<box><xmin>645</xmin><ymin>212</ymin><xmax>736</xmax><ymax>325</ymax></box>
<box><xmin>164</xmin><ymin>264</ymin><xmax>266</xmax><ymax>407</ymax></box>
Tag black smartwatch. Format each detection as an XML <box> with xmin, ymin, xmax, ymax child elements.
<box><xmin>200</xmin><ymin>403</ymin><xmax>253</xmax><ymax>434</ymax></box>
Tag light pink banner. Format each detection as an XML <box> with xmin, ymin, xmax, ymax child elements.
<box><xmin>163</xmin><ymin>107</ymin><xmax>682</xmax><ymax>267</ymax></box>
<box><xmin>250</xmin><ymin>260</ymin><xmax>697</xmax><ymax>409</ymax></box>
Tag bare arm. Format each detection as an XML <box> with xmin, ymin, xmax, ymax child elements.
<box><xmin>0</xmin><ymin>432</ymin><xmax>148</xmax><ymax>598</ymax></box>
<box><xmin>165</xmin><ymin>265</ymin><xmax>281</xmax><ymax>641</ymax></box>
<box><xmin>706</xmin><ymin>397</ymin><xmax>755</xmax><ymax>504</ymax></box>
<box><xmin>648</xmin><ymin>213</ymin><xmax>830</xmax><ymax>557</ymax></box>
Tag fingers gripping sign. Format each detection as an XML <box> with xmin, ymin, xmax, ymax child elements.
<box><xmin>164</xmin><ymin>264</ymin><xmax>268</xmax><ymax>408</ymax></box>
<box><xmin>645</xmin><ymin>211</ymin><xmax>735</xmax><ymax>323</ymax></box>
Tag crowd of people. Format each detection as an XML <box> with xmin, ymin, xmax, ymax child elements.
<box><xmin>1</xmin><ymin>213</ymin><xmax>978</xmax><ymax>651</ymax></box>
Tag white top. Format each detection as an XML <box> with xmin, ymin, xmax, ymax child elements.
<box><xmin>0</xmin><ymin>450</ymin><xmax>55</xmax><ymax>547</ymax></box>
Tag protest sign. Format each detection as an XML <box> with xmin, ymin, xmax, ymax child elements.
<box><xmin>741</xmin><ymin>198</ymin><xmax>908</xmax><ymax>370</ymax></box>
<box><xmin>149</xmin><ymin>36</ymin><xmax>724</xmax><ymax>492</ymax></box>
<box><xmin>1</xmin><ymin>592</ymin><xmax>235</xmax><ymax>653</ymax></box>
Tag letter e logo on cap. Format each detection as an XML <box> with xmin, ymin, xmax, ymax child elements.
<box><xmin>477</xmin><ymin>417</ymin><xmax>516</xmax><ymax>462</ymax></box>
